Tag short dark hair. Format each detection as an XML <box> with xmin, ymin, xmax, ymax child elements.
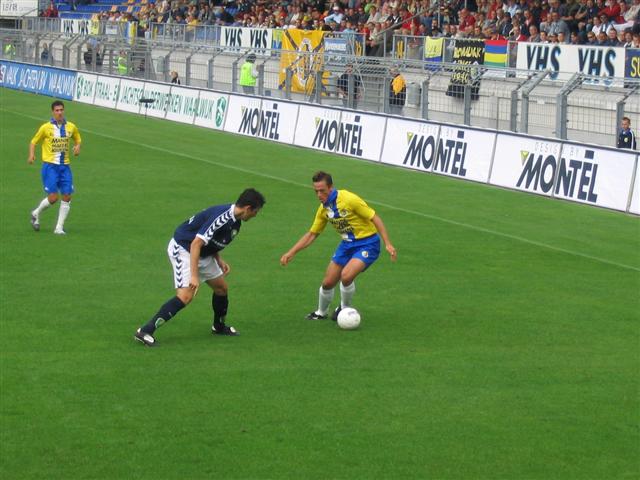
<box><xmin>236</xmin><ymin>188</ymin><xmax>266</xmax><ymax>209</ymax></box>
<box><xmin>51</xmin><ymin>100</ymin><xmax>64</xmax><ymax>110</ymax></box>
<box><xmin>312</xmin><ymin>171</ymin><xmax>333</xmax><ymax>186</ymax></box>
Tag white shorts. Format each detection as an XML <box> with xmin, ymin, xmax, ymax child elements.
<box><xmin>167</xmin><ymin>238</ymin><xmax>223</xmax><ymax>289</ymax></box>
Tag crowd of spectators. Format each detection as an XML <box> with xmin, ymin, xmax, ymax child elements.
<box><xmin>42</xmin><ymin>0</ymin><xmax>640</xmax><ymax>48</ymax></box>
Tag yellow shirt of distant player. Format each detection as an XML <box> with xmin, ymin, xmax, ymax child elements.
<box><xmin>310</xmin><ymin>189</ymin><xmax>377</xmax><ymax>241</ymax></box>
<box><xmin>31</xmin><ymin>121</ymin><xmax>82</xmax><ymax>165</ymax></box>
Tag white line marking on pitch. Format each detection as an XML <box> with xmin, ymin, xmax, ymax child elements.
<box><xmin>4</xmin><ymin>106</ymin><xmax>638</xmax><ymax>272</ymax></box>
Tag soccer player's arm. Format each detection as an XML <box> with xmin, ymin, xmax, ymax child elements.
<box><xmin>28</xmin><ymin>124</ymin><xmax>46</xmax><ymax>164</ymax></box>
<box><xmin>188</xmin><ymin>236</ymin><xmax>204</xmax><ymax>292</ymax></box>
<box><xmin>352</xmin><ymin>194</ymin><xmax>397</xmax><ymax>262</ymax></box>
<box><xmin>280</xmin><ymin>207</ymin><xmax>326</xmax><ymax>266</ymax></box>
<box><xmin>71</xmin><ymin>124</ymin><xmax>82</xmax><ymax>156</ymax></box>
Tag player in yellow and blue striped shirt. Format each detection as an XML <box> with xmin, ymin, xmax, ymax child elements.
<box><xmin>280</xmin><ymin>171</ymin><xmax>397</xmax><ymax>321</ymax></box>
<box><xmin>28</xmin><ymin>100</ymin><xmax>82</xmax><ymax>235</ymax></box>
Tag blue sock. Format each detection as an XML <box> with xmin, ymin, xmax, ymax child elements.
<box><xmin>142</xmin><ymin>296</ymin><xmax>186</xmax><ymax>334</ymax></box>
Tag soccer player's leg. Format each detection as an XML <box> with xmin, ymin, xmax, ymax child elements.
<box><xmin>335</xmin><ymin>241</ymin><xmax>381</xmax><ymax>319</ymax></box>
<box><xmin>306</xmin><ymin>258</ymin><xmax>343</xmax><ymax>320</ymax></box>
<box><xmin>54</xmin><ymin>166</ymin><xmax>73</xmax><ymax>235</ymax></box>
<box><xmin>207</xmin><ymin>276</ymin><xmax>238</xmax><ymax>336</ymax></box>
<box><xmin>31</xmin><ymin>164</ymin><xmax>58</xmax><ymax>231</ymax></box>
<box><xmin>135</xmin><ymin>240</ymin><xmax>191</xmax><ymax>346</ymax></box>
<box><xmin>200</xmin><ymin>256</ymin><xmax>237</xmax><ymax>336</ymax></box>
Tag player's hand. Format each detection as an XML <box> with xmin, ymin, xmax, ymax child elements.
<box><xmin>27</xmin><ymin>155</ymin><xmax>35</xmax><ymax>164</ymax></box>
<box><xmin>386</xmin><ymin>244</ymin><xmax>397</xmax><ymax>262</ymax></box>
<box><xmin>189</xmin><ymin>278</ymin><xmax>200</xmax><ymax>294</ymax></box>
<box><xmin>217</xmin><ymin>259</ymin><xmax>231</xmax><ymax>275</ymax></box>
<box><xmin>73</xmin><ymin>145</ymin><xmax>81</xmax><ymax>156</ymax></box>
<box><xmin>280</xmin><ymin>252</ymin><xmax>294</xmax><ymax>266</ymax></box>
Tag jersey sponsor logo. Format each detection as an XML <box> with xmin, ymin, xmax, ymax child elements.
<box><xmin>238</xmin><ymin>103</ymin><xmax>281</xmax><ymax>140</ymax></box>
<box><xmin>312</xmin><ymin>115</ymin><xmax>363</xmax><ymax>157</ymax></box>
<box><xmin>404</xmin><ymin>129</ymin><xmax>468</xmax><ymax>176</ymax></box>
<box><xmin>517</xmin><ymin>148</ymin><xmax>599</xmax><ymax>202</ymax></box>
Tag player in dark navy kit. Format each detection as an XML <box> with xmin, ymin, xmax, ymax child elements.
<box><xmin>617</xmin><ymin>117</ymin><xmax>637</xmax><ymax>150</ymax></box>
<box><xmin>135</xmin><ymin>188</ymin><xmax>266</xmax><ymax>346</ymax></box>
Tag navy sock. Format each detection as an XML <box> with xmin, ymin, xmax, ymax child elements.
<box><xmin>212</xmin><ymin>294</ymin><xmax>228</xmax><ymax>327</ymax></box>
<box><xmin>141</xmin><ymin>296</ymin><xmax>186</xmax><ymax>334</ymax></box>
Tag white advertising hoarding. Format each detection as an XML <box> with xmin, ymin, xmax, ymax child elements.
<box><xmin>116</xmin><ymin>78</ymin><xmax>144</xmax><ymax>114</ymax></box>
<box><xmin>224</xmin><ymin>95</ymin><xmax>264</xmax><ymax>138</ymax></box>
<box><xmin>194</xmin><ymin>90</ymin><xmax>228</xmax><ymax>130</ymax></box>
<box><xmin>380</xmin><ymin>118</ymin><xmax>440</xmax><ymax>172</ymax></box>
<box><xmin>0</xmin><ymin>0</ymin><xmax>38</xmax><ymax>17</ymax></box>
<box><xmin>294</xmin><ymin>105</ymin><xmax>341</xmax><ymax>154</ymax></box>
<box><xmin>338</xmin><ymin>111</ymin><xmax>385</xmax><ymax>161</ymax></box>
<box><xmin>516</xmin><ymin>43</ymin><xmax>626</xmax><ymax>81</ymax></box>
<box><xmin>73</xmin><ymin>72</ymin><xmax>97</xmax><ymax>104</ymax></box>
<box><xmin>555</xmin><ymin>144</ymin><xmax>636</xmax><ymax>211</ymax></box>
<box><xmin>139</xmin><ymin>82</ymin><xmax>171</xmax><ymax>119</ymax></box>
<box><xmin>294</xmin><ymin>106</ymin><xmax>385</xmax><ymax>161</ymax></box>
<box><xmin>165</xmin><ymin>86</ymin><xmax>199</xmax><ymax>124</ymax></box>
<box><xmin>629</xmin><ymin>156</ymin><xmax>640</xmax><ymax>215</ymax></box>
<box><xmin>491</xmin><ymin>135</ymin><xmax>563</xmax><ymax>198</ymax></box>
<box><xmin>434</xmin><ymin>126</ymin><xmax>495</xmax><ymax>182</ymax></box>
<box><xmin>219</xmin><ymin>27</ymin><xmax>273</xmax><ymax>56</ymax></box>
<box><xmin>93</xmin><ymin>75</ymin><xmax>120</xmax><ymax>109</ymax></box>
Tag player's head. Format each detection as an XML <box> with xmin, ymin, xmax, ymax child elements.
<box><xmin>622</xmin><ymin>116</ymin><xmax>631</xmax><ymax>130</ymax></box>
<box><xmin>312</xmin><ymin>171</ymin><xmax>334</xmax><ymax>203</ymax></box>
<box><xmin>247</xmin><ymin>53</ymin><xmax>256</xmax><ymax>63</ymax></box>
<box><xmin>51</xmin><ymin>100</ymin><xmax>65</xmax><ymax>121</ymax></box>
<box><xmin>236</xmin><ymin>188</ymin><xmax>266</xmax><ymax>221</ymax></box>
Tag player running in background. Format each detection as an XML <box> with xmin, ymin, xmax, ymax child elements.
<box><xmin>135</xmin><ymin>188</ymin><xmax>266</xmax><ymax>347</ymax></box>
<box><xmin>28</xmin><ymin>100</ymin><xmax>82</xmax><ymax>235</ymax></box>
<box><xmin>280</xmin><ymin>171</ymin><xmax>397</xmax><ymax>320</ymax></box>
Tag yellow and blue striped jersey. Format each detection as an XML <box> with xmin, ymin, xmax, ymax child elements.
<box><xmin>30</xmin><ymin>119</ymin><xmax>81</xmax><ymax>165</ymax></box>
<box><xmin>310</xmin><ymin>189</ymin><xmax>377</xmax><ymax>242</ymax></box>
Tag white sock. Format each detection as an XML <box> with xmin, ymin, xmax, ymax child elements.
<box><xmin>55</xmin><ymin>201</ymin><xmax>71</xmax><ymax>231</ymax></box>
<box><xmin>33</xmin><ymin>197</ymin><xmax>52</xmax><ymax>217</ymax></box>
<box><xmin>317</xmin><ymin>286</ymin><xmax>335</xmax><ymax>315</ymax></box>
<box><xmin>340</xmin><ymin>282</ymin><xmax>356</xmax><ymax>308</ymax></box>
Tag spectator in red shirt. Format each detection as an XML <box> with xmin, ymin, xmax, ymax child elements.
<box><xmin>458</xmin><ymin>8</ymin><xmax>477</xmax><ymax>34</ymax></box>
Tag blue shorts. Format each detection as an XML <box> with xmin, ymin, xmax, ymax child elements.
<box><xmin>41</xmin><ymin>163</ymin><xmax>74</xmax><ymax>195</ymax></box>
<box><xmin>332</xmin><ymin>234</ymin><xmax>380</xmax><ymax>268</ymax></box>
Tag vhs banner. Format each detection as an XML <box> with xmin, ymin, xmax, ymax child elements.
<box><xmin>0</xmin><ymin>61</ymin><xmax>76</xmax><ymax>99</ymax></box>
<box><xmin>219</xmin><ymin>27</ymin><xmax>274</xmax><ymax>56</ymax></box>
<box><xmin>516</xmin><ymin>43</ymin><xmax>626</xmax><ymax>80</ymax></box>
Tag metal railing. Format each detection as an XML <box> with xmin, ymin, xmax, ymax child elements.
<box><xmin>2</xmin><ymin>27</ymin><xmax>639</xmax><ymax>148</ymax></box>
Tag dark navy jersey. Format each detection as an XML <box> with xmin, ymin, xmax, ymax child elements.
<box><xmin>618</xmin><ymin>129</ymin><xmax>637</xmax><ymax>150</ymax></box>
<box><xmin>173</xmin><ymin>203</ymin><xmax>241</xmax><ymax>257</ymax></box>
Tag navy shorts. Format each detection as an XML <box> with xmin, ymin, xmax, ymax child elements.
<box><xmin>41</xmin><ymin>163</ymin><xmax>74</xmax><ymax>195</ymax></box>
<box><xmin>332</xmin><ymin>234</ymin><xmax>380</xmax><ymax>268</ymax></box>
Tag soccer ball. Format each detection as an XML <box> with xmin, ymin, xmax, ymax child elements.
<box><xmin>337</xmin><ymin>307</ymin><xmax>361</xmax><ymax>330</ymax></box>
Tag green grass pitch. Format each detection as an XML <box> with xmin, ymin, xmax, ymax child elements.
<box><xmin>1</xmin><ymin>87</ymin><xmax>639</xmax><ymax>479</ymax></box>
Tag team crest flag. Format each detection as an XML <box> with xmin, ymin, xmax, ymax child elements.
<box><xmin>279</xmin><ymin>29</ymin><xmax>326</xmax><ymax>94</ymax></box>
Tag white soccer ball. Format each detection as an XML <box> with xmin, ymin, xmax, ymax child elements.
<box><xmin>337</xmin><ymin>307</ymin><xmax>361</xmax><ymax>330</ymax></box>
